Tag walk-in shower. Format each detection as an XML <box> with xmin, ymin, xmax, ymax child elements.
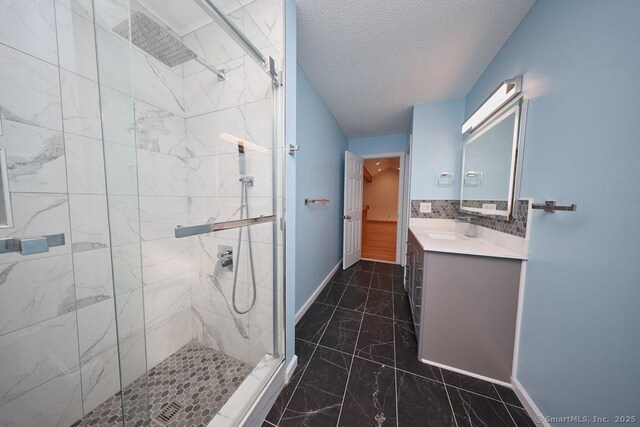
<box><xmin>0</xmin><ymin>0</ymin><xmax>285</xmax><ymax>425</ymax></box>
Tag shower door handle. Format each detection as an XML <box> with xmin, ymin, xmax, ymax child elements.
<box><xmin>174</xmin><ymin>215</ymin><xmax>277</xmax><ymax>238</ymax></box>
<box><xmin>0</xmin><ymin>233</ymin><xmax>65</xmax><ymax>255</ymax></box>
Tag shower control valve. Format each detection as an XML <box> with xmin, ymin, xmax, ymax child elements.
<box><xmin>218</xmin><ymin>246</ymin><xmax>233</xmax><ymax>270</ymax></box>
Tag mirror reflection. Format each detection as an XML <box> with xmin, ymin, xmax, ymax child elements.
<box><xmin>460</xmin><ymin>105</ymin><xmax>520</xmax><ymax>217</ymax></box>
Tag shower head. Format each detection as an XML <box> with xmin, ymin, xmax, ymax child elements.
<box><xmin>113</xmin><ymin>11</ymin><xmax>225</xmax><ymax>79</ymax></box>
<box><xmin>113</xmin><ymin>11</ymin><xmax>196</xmax><ymax>67</ymax></box>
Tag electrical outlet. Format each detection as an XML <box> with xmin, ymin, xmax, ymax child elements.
<box><xmin>420</xmin><ymin>202</ymin><xmax>432</xmax><ymax>213</ymax></box>
<box><xmin>482</xmin><ymin>203</ymin><xmax>497</xmax><ymax>210</ymax></box>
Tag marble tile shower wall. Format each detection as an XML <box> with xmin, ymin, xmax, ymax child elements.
<box><xmin>0</xmin><ymin>0</ymin><xmax>190</xmax><ymax>424</ymax></box>
<box><xmin>0</xmin><ymin>1</ymin><xmax>108</xmax><ymax>425</ymax></box>
<box><xmin>0</xmin><ymin>0</ymin><xmax>284</xmax><ymax>423</ymax></box>
<box><xmin>183</xmin><ymin>0</ymin><xmax>284</xmax><ymax>367</ymax></box>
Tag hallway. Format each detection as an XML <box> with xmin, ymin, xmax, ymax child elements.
<box><xmin>362</xmin><ymin>221</ymin><xmax>397</xmax><ymax>262</ymax></box>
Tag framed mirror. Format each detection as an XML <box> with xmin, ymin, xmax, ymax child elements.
<box><xmin>460</xmin><ymin>102</ymin><xmax>521</xmax><ymax>218</ymax></box>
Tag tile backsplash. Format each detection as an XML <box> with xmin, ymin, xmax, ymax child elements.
<box><xmin>410</xmin><ymin>199</ymin><xmax>460</xmax><ymax>219</ymax></box>
<box><xmin>410</xmin><ymin>199</ymin><xmax>530</xmax><ymax>238</ymax></box>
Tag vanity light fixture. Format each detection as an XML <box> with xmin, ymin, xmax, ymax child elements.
<box><xmin>218</xmin><ymin>132</ymin><xmax>268</xmax><ymax>153</ymax></box>
<box><xmin>461</xmin><ymin>76</ymin><xmax>522</xmax><ymax>134</ymax></box>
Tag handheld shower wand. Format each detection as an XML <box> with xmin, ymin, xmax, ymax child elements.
<box><xmin>231</xmin><ymin>145</ymin><xmax>257</xmax><ymax>314</ymax></box>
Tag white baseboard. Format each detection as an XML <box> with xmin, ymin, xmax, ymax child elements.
<box><xmin>512</xmin><ymin>377</ymin><xmax>549</xmax><ymax>427</ymax></box>
<box><xmin>295</xmin><ymin>259</ymin><xmax>342</xmax><ymax>323</ymax></box>
<box><xmin>285</xmin><ymin>355</ymin><xmax>298</xmax><ymax>383</ymax></box>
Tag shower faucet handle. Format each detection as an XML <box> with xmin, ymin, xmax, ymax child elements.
<box><xmin>217</xmin><ymin>247</ymin><xmax>233</xmax><ymax>270</ymax></box>
<box><xmin>218</xmin><ymin>249</ymin><xmax>232</xmax><ymax>259</ymax></box>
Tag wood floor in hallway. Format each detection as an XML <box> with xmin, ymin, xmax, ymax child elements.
<box><xmin>362</xmin><ymin>220</ymin><xmax>397</xmax><ymax>262</ymax></box>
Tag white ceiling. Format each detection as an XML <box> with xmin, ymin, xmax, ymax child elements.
<box><xmin>136</xmin><ymin>0</ymin><xmax>254</xmax><ymax>35</ymax></box>
<box><xmin>364</xmin><ymin>157</ymin><xmax>400</xmax><ymax>177</ymax></box>
<box><xmin>296</xmin><ymin>0</ymin><xmax>535</xmax><ymax>138</ymax></box>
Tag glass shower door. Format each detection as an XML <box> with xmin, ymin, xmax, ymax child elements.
<box><xmin>91</xmin><ymin>0</ymin><xmax>285</xmax><ymax>425</ymax></box>
<box><xmin>0</xmin><ymin>0</ymin><xmax>284</xmax><ymax>424</ymax></box>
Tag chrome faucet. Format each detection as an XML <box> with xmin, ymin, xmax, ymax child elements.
<box><xmin>456</xmin><ymin>216</ymin><xmax>477</xmax><ymax>238</ymax></box>
<box><xmin>217</xmin><ymin>247</ymin><xmax>233</xmax><ymax>270</ymax></box>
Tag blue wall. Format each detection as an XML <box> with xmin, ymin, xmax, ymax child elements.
<box><xmin>284</xmin><ymin>0</ymin><xmax>297</xmax><ymax>365</ymax></box>
<box><xmin>295</xmin><ymin>64</ymin><xmax>348</xmax><ymax>312</ymax></box>
<box><xmin>411</xmin><ymin>98</ymin><xmax>465</xmax><ymax>199</ymax></box>
<box><xmin>348</xmin><ymin>133</ymin><xmax>408</xmax><ymax>156</ymax></box>
<box><xmin>465</xmin><ymin>0</ymin><xmax>640</xmax><ymax>421</ymax></box>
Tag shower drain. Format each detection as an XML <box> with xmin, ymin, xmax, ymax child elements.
<box><xmin>153</xmin><ymin>401</ymin><xmax>184</xmax><ymax>426</ymax></box>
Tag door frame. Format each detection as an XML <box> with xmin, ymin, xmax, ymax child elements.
<box><xmin>360</xmin><ymin>151</ymin><xmax>408</xmax><ymax>264</ymax></box>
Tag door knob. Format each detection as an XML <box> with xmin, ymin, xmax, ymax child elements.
<box><xmin>343</xmin><ymin>215</ymin><xmax>352</xmax><ymax>220</ymax></box>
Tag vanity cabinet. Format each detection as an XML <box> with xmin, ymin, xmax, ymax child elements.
<box><xmin>406</xmin><ymin>229</ymin><xmax>522</xmax><ymax>383</ymax></box>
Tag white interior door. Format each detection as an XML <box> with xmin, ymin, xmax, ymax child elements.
<box><xmin>343</xmin><ymin>151</ymin><xmax>363</xmax><ymax>269</ymax></box>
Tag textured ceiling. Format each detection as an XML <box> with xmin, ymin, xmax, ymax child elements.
<box><xmin>296</xmin><ymin>0</ymin><xmax>535</xmax><ymax>138</ymax></box>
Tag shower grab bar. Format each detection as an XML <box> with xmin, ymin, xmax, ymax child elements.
<box><xmin>196</xmin><ymin>0</ymin><xmax>280</xmax><ymax>85</ymax></box>
<box><xmin>174</xmin><ymin>215</ymin><xmax>276</xmax><ymax>238</ymax></box>
<box><xmin>0</xmin><ymin>233</ymin><xmax>65</xmax><ymax>255</ymax></box>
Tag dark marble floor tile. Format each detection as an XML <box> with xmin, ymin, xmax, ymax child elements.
<box><xmin>373</xmin><ymin>262</ymin><xmax>394</xmax><ymax>274</ymax></box>
<box><xmin>280</xmin><ymin>406</ymin><xmax>340</xmax><ymax>427</ymax></box>
<box><xmin>393</xmin><ymin>293</ymin><xmax>412</xmax><ymax>322</ymax></box>
<box><xmin>316</xmin><ymin>281</ymin><xmax>347</xmax><ymax>306</ymax></box>
<box><xmin>370</xmin><ymin>273</ymin><xmax>394</xmax><ymax>292</ymax></box>
<box><xmin>391</xmin><ymin>264</ymin><xmax>404</xmax><ymax>276</ymax></box>
<box><xmin>365</xmin><ymin>289</ymin><xmax>394</xmax><ymax>318</ymax></box>
<box><xmin>332</xmin><ymin>267</ymin><xmax>354</xmax><ymax>284</ymax></box>
<box><xmin>295</xmin><ymin>303</ymin><xmax>334</xmax><ymax>343</ymax></box>
<box><xmin>441</xmin><ymin>369</ymin><xmax>501</xmax><ymax>400</ymax></box>
<box><xmin>330</xmin><ymin>307</ymin><xmax>364</xmax><ymax>331</ymax></box>
<box><xmin>391</xmin><ymin>275</ymin><xmax>405</xmax><ymax>294</ymax></box>
<box><xmin>295</xmin><ymin>339</ymin><xmax>317</xmax><ymax>368</ymax></box>
<box><xmin>397</xmin><ymin>371</ymin><xmax>455</xmax><ymax>427</ymax></box>
<box><xmin>394</xmin><ymin>320</ymin><xmax>442</xmax><ymax>382</ymax></box>
<box><xmin>348</xmin><ymin>270</ymin><xmax>373</xmax><ymax>288</ymax></box>
<box><xmin>448</xmin><ymin>386</ymin><xmax>514</xmax><ymax>426</ymax></box>
<box><xmin>506</xmin><ymin>404</ymin><xmax>536</xmax><ymax>427</ymax></box>
<box><xmin>266</xmin><ymin>366</ymin><xmax>304</xmax><ymax>424</ymax></box>
<box><xmin>283</xmin><ymin>346</ymin><xmax>352</xmax><ymax>426</ymax></box>
<box><xmin>266</xmin><ymin>339</ymin><xmax>316</xmax><ymax>424</ymax></box>
<box><xmin>355</xmin><ymin>314</ymin><xmax>395</xmax><ymax>366</ymax></box>
<box><xmin>320</xmin><ymin>309</ymin><xmax>363</xmax><ymax>353</ymax></box>
<box><xmin>494</xmin><ymin>383</ymin><xmax>523</xmax><ymax>407</ymax></box>
<box><xmin>262</xmin><ymin>420</ymin><xmax>277</xmax><ymax>427</ymax></box>
<box><xmin>320</xmin><ymin>327</ymin><xmax>359</xmax><ymax>354</ymax></box>
<box><xmin>338</xmin><ymin>286</ymin><xmax>368</xmax><ymax>312</ymax></box>
<box><xmin>338</xmin><ymin>358</ymin><xmax>396</xmax><ymax>427</ymax></box>
<box><xmin>356</xmin><ymin>260</ymin><xmax>376</xmax><ymax>271</ymax></box>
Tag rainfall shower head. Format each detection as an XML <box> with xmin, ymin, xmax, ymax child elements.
<box><xmin>113</xmin><ymin>11</ymin><xmax>225</xmax><ymax>79</ymax></box>
<box><xmin>113</xmin><ymin>11</ymin><xmax>195</xmax><ymax>67</ymax></box>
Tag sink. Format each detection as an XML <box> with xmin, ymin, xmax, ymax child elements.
<box><xmin>426</xmin><ymin>232</ymin><xmax>468</xmax><ymax>240</ymax></box>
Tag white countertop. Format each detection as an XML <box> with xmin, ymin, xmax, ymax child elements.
<box><xmin>409</xmin><ymin>219</ymin><xmax>527</xmax><ymax>260</ymax></box>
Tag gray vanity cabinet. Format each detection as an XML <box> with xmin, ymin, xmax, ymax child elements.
<box><xmin>406</xmin><ymin>229</ymin><xmax>522</xmax><ymax>383</ymax></box>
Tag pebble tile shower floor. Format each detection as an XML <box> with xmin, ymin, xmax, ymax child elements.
<box><xmin>264</xmin><ymin>260</ymin><xmax>536</xmax><ymax>427</ymax></box>
<box><xmin>73</xmin><ymin>342</ymin><xmax>252</xmax><ymax>426</ymax></box>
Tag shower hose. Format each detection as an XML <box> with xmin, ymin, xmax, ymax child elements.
<box><xmin>231</xmin><ymin>152</ymin><xmax>257</xmax><ymax>314</ymax></box>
